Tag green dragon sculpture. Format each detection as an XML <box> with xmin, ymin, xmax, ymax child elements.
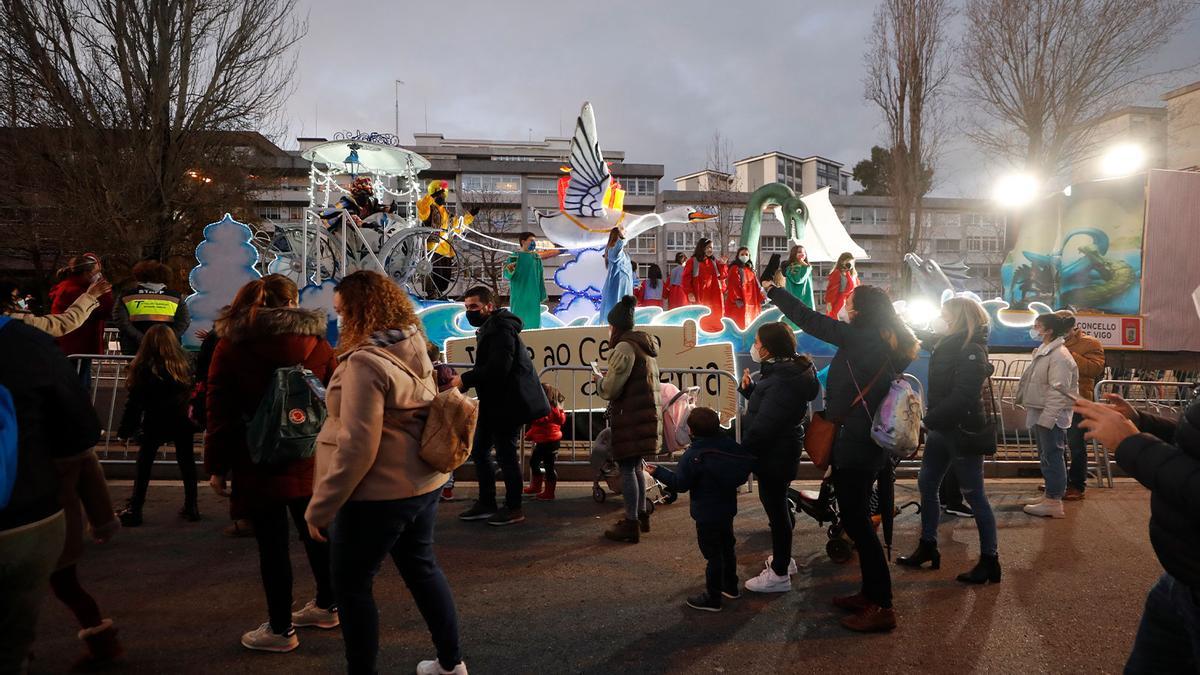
<box><xmin>737</xmin><ymin>183</ymin><xmax>809</xmax><ymax>265</ymax></box>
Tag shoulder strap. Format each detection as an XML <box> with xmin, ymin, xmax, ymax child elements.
<box><xmin>847</xmin><ymin>360</ymin><xmax>888</xmax><ymax>412</ymax></box>
<box><xmin>359</xmin><ymin>346</ymin><xmax>437</xmax><ymax>399</ymax></box>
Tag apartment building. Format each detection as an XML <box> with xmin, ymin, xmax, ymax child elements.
<box><xmin>732</xmin><ymin>151</ymin><xmax>853</xmax><ymax>196</ymax></box>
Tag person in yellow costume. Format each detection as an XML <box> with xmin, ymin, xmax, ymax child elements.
<box><xmin>418</xmin><ymin>180</ymin><xmax>478</xmax><ymax>295</ymax></box>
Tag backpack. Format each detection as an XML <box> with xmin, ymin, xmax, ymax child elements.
<box><xmin>376</xmin><ymin>347</ymin><xmax>479</xmax><ymax>474</ymax></box>
<box><xmin>0</xmin><ymin>316</ymin><xmax>16</xmax><ymax>509</ymax></box>
<box><xmin>245</xmin><ymin>365</ymin><xmax>326</xmax><ymax>465</ymax></box>
<box><xmin>870</xmin><ymin>377</ymin><xmax>924</xmax><ymax>458</ymax></box>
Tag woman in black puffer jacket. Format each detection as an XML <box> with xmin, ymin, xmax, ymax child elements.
<box><xmin>765</xmin><ymin>277</ymin><xmax>918</xmax><ymax>633</ymax></box>
<box><xmin>738</xmin><ymin>322</ymin><xmax>820</xmax><ymax>594</ymax></box>
<box><xmin>897</xmin><ymin>297</ymin><xmax>999</xmax><ymax>584</ymax></box>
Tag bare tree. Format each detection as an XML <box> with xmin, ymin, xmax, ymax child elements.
<box><xmin>694</xmin><ymin>129</ymin><xmax>740</xmax><ymax>260</ymax></box>
<box><xmin>455</xmin><ymin>189</ymin><xmax>521</xmax><ymax>298</ymax></box>
<box><xmin>865</xmin><ymin>0</ymin><xmax>954</xmax><ymax>290</ymax></box>
<box><xmin>960</xmin><ymin>0</ymin><xmax>1193</xmax><ymax>177</ymax></box>
<box><xmin>0</xmin><ymin>0</ymin><xmax>305</xmax><ymax>262</ymax></box>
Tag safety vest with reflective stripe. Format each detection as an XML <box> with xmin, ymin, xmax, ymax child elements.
<box><xmin>123</xmin><ymin>292</ymin><xmax>180</xmax><ymax>324</ymax></box>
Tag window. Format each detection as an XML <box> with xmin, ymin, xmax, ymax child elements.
<box><xmin>258</xmin><ymin>207</ymin><xmax>283</xmax><ymax>221</ymax></box>
<box><xmin>935</xmin><ymin>238</ymin><xmax>961</xmax><ymax>255</ymax></box>
<box><xmin>667</xmin><ymin>230</ymin><xmax>709</xmax><ymax>252</ymax></box>
<box><xmin>841</xmin><ymin>175</ymin><xmax>849</xmax><ymax>194</ymax></box>
<box><xmin>875</xmin><ymin>208</ymin><xmax>892</xmax><ymax>223</ymax></box>
<box><xmin>966</xmin><ymin>235</ymin><xmax>1001</xmax><ymax>253</ymax></box>
<box><xmin>527</xmin><ymin>177</ymin><xmax>558</xmax><ymax>195</ymax></box>
<box><xmin>627</xmin><ymin>232</ymin><xmax>657</xmax><ymax>254</ymax></box>
<box><xmin>620</xmin><ymin>177</ymin><xmax>658</xmax><ymax>196</ymax></box>
<box><xmin>760</xmin><ymin>236</ymin><xmax>789</xmax><ymax>255</ymax></box>
<box><xmin>461</xmin><ymin>174</ymin><xmax>521</xmax><ymax>194</ymax></box>
<box><xmin>847</xmin><ymin>207</ymin><xmax>865</xmax><ymax>224</ymax></box>
<box><xmin>963</xmin><ymin>212</ymin><xmax>999</xmax><ymax>228</ymax></box>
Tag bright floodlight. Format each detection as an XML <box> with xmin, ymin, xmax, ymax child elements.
<box><xmin>1100</xmin><ymin>143</ymin><xmax>1146</xmax><ymax>178</ymax></box>
<box><xmin>903</xmin><ymin>298</ymin><xmax>940</xmax><ymax>330</ymax></box>
<box><xmin>992</xmin><ymin>173</ymin><xmax>1039</xmax><ymax>207</ymax></box>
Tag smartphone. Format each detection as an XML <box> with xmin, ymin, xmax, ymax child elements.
<box><xmin>304</xmin><ymin>373</ymin><xmax>327</xmax><ymax>403</ymax></box>
<box><xmin>590</xmin><ymin>361</ymin><xmax>603</xmax><ymax>378</ymax></box>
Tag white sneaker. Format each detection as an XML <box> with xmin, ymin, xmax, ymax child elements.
<box><xmin>291</xmin><ymin>600</ymin><xmax>339</xmax><ymax>629</ymax></box>
<box><xmin>1024</xmin><ymin>499</ymin><xmax>1066</xmax><ymax>519</ymax></box>
<box><xmin>240</xmin><ymin>622</ymin><xmax>299</xmax><ymax>653</ymax></box>
<box><xmin>745</xmin><ymin>567</ymin><xmax>792</xmax><ymax>593</ymax></box>
<box><xmin>416</xmin><ymin>659</ymin><xmax>469</xmax><ymax>675</ymax></box>
<box><xmin>766</xmin><ymin>555</ymin><xmax>799</xmax><ymax>576</ymax></box>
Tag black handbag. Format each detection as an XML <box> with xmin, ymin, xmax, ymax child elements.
<box><xmin>956</xmin><ymin>377</ymin><xmax>999</xmax><ymax>456</ymax></box>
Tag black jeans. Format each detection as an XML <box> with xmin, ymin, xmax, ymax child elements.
<box><xmin>695</xmin><ymin>519</ymin><xmax>737</xmax><ymax>602</ymax></box>
<box><xmin>249</xmin><ymin>496</ymin><xmax>335</xmax><ymax>634</ymax></box>
<box><xmin>530</xmin><ymin>441</ymin><xmax>559</xmax><ymax>481</ymax></box>
<box><xmin>130</xmin><ymin>428</ymin><xmax>197</xmax><ymax>510</ymax></box>
<box><xmin>832</xmin><ymin>467</ymin><xmax>892</xmax><ymax>609</ymax></box>
<box><xmin>756</xmin><ymin>473</ymin><xmax>796</xmax><ymax>577</ymax></box>
<box><xmin>471</xmin><ymin>414</ymin><xmax>522</xmax><ymax>510</ymax></box>
<box><xmin>331</xmin><ymin>491</ymin><xmax>462</xmax><ymax>675</ymax></box>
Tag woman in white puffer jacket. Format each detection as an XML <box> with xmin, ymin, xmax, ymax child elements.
<box><xmin>1015</xmin><ymin>310</ymin><xmax>1080</xmax><ymax>519</ymax></box>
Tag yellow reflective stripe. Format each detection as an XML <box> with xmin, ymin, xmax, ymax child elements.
<box><xmin>124</xmin><ymin>295</ymin><xmax>179</xmax><ymax>321</ymax></box>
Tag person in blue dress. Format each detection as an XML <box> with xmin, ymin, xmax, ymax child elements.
<box><xmin>598</xmin><ymin>227</ymin><xmax>634</xmax><ymax>325</ymax></box>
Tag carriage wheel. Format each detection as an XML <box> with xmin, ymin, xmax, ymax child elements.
<box><xmin>268</xmin><ymin>229</ymin><xmax>338</xmax><ymax>282</ymax></box>
<box><xmin>384</xmin><ymin>230</ymin><xmax>460</xmax><ymax>300</ymax></box>
<box><xmin>645</xmin><ymin>499</ymin><xmax>656</xmax><ymax>515</ymax></box>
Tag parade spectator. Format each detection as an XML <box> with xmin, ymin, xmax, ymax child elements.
<box><xmin>598</xmin><ymin>227</ymin><xmax>634</xmax><ymax>325</ymax></box>
<box><xmin>522</xmin><ymin>384</ymin><xmax>567</xmax><ymax>501</ymax></box>
<box><xmin>739</xmin><ymin>322</ymin><xmax>819</xmax><ymax>593</ymax></box>
<box><xmin>503</xmin><ymin>232</ymin><xmax>556</xmax><ymax>330</ymax></box>
<box><xmin>1016</xmin><ymin>311</ymin><xmax>1079</xmax><ymax>519</ymax></box>
<box><xmin>49</xmin><ymin>254</ymin><xmax>115</xmax><ymax>388</ymax></box>
<box><xmin>682</xmin><ymin>238</ymin><xmax>727</xmax><ymax>332</ymax></box>
<box><xmin>783</xmin><ymin>245</ymin><xmax>815</xmax><ymax>312</ymax></box>
<box><xmin>898</xmin><ymin>298</ymin><xmax>1000</xmax><ymax>584</ymax></box>
<box><xmin>193</xmin><ymin>323</ymin><xmax>254</xmax><ymax>537</ymax></box>
<box><xmin>204</xmin><ymin>274</ymin><xmax>338</xmax><ymax>653</ymax></box>
<box><xmin>2</xmin><ymin>277</ymin><xmax>112</xmax><ymax>338</ymax></box>
<box><xmin>824</xmin><ymin>252</ymin><xmax>859</xmax><ymax>319</ymax></box>
<box><xmin>427</xmin><ymin>341</ymin><xmax>458</xmax><ymax>502</ymax></box>
<box><xmin>112</xmin><ymin>259</ymin><xmax>190</xmax><ymax>355</ymax></box>
<box><xmin>667</xmin><ymin>253</ymin><xmax>688</xmax><ymax>309</ymax></box>
<box><xmin>634</xmin><ymin>263</ymin><xmax>666</xmax><ymax>308</ymax></box>
<box><xmin>453</xmin><ymin>286</ymin><xmax>550</xmax><ymax>526</ymax></box>
<box><xmin>646</xmin><ymin>407</ymin><xmax>753</xmax><ymax>612</ymax></box>
<box><xmin>724</xmin><ymin>246</ymin><xmax>765</xmax><ymax>329</ymax></box>
<box><xmin>305</xmin><ymin>271</ymin><xmax>467</xmax><ymax>675</ymax></box>
<box><xmin>1075</xmin><ymin>388</ymin><xmax>1200</xmax><ymax>672</ymax></box>
<box><xmin>116</xmin><ymin>325</ymin><xmax>199</xmax><ymax>526</ymax></box>
<box><xmin>596</xmin><ymin>295</ymin><xmax>662</xmax><ymax>543</ymax></box>
<box><xmin>764</xmin><ymin>275</ymin><xmax>917</xmax><ymax>632</ymax></box>
<box><xmin>0</xmin><ymin>316</ymin><xmax>102</xmax><ymax>673</ymax></box>
<box><xmin>1064</xmin><ymin>323</ymin><xmax>1105</xmax><ymax>500</ymax></box>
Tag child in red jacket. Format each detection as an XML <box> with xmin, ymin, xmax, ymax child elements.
<box><xmin>523</xmin><ymin>383</ymin><xmax>567</xmax><ymax>501</ymax></box>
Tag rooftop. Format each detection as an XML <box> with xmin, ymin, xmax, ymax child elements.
<box><xmin>1162</xmin><ymin>79</ymin><xmax>1200</xmax><ymax>101</ymax></box>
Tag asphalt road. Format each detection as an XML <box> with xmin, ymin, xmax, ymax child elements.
<box><xmin>31</xmin><ymin>479</ymin><xmax>1160</xmax><ymax>674</ymax></box>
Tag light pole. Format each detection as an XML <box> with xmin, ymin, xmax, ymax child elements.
<box><xmin>394</xmin><ymin>79</ymin><xmax>405</xmax><ymax>140</ymax></box>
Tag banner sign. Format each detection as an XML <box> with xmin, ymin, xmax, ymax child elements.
<box><xmin>1075</xmin><ymin>314</ymin><xmax>1144</xmax><ymax>350</ymax></box>
<box><xmin>446</xmin><ymin>321</ymin><xmax>738</xmax><ymax>422</ymax></box>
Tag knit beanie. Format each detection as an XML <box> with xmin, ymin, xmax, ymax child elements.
<box><xmin>607</xmin><ymin>295</ymin><xmax>636</xmax><ymax>330</ymax></box>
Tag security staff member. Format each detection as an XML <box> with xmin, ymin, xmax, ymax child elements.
<box><xmin>113</xmin><ymin>260</ymin><xmax>190</xmax><ymax>354</ymax></box>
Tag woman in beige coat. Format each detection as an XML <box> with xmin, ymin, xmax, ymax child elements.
<box><xmin>305</xmin><ymin>271</ymin><xmax>466</xmax><ymax>675</ymax></box>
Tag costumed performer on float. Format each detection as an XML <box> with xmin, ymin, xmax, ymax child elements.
<box><xmin>634</xmin><ymin>264</ymin><xmax>666</xmax><ymax>308</ymax></box>
<box><xmin>598</xmin><ymin>227</ymin><xmax>634</xmax><ymax>325</ymax></box>
<box><xmin>682</xmin><ymin>238</ymin><xmax>727</xmax><ymax>333</ymax></box>
<box><xmin>667</xmin><ymin>253</ymin><xmax>688</xmax><ymax>309</ymax></box>
<box><xmin>724</xmin><ymin>246</ymin><xmax>765</xmax><ymax>329</ymax></box>
<box><xmin>781</xmin><ymin>244</ymin><xmax>815</xmax><ymax>329</ymax></box>
<box><xmin>504</xmin><ymin>232</ymin><xmax>559</xmax><ymax>330</ymax></box>
<box><xmin>418</xmin><ymin>180</ymin><xmax>478</xmax><ymax>296</ymax></box>
<box><xmin>825</xmin><ymin>251</ymin><xmax>859</xmax><ymax>319</ymax></box>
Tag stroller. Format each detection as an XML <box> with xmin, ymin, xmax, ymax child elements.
<box><xmin>588</xmin><ymin>427</ymin><xmax>674</xmax><ymax>511</ymax></box>
<box><xmin>788</xmin><ymin>457</ymin><xmax>920</xmax><ymax>563</ymax></box>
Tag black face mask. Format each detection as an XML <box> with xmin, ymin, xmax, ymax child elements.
<box><xmin>434</xmin><ymin>194</ymin><xmax>446</xmax><ymax>206</ymax></box>
<box><xmin>465</xmin><ymin>309</ymin><xmax>487</xmax><ymax>327</ymax></box>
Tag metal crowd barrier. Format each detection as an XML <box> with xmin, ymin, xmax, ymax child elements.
<box><xmin>68</xmin><ymin>354</ymin><xmax>139</xmax><ymax>459</ymax></box>
<box><xmin>1091</xmin><ymin>379</ymin><xmax>1196</xmax><ymax>488</ymax></box>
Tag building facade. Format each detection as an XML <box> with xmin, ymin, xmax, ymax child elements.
<box><xmin>731</xmin><ymin>151</ymin><xmax>852</xmax><ymax>197</ymax></box>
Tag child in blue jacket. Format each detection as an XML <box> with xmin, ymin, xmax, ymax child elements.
<box><xmin>647</xmin><ymin>407</ymin><xmax>754</xmax><ymax>612</ymax></box>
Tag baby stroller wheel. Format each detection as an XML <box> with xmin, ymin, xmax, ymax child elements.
<box><xmin>592</xmin><ymin>485</ymin><xmax>606</xmax><ymax>503</ymax></box>
<box><xmin>645</xmin><ymin>499</ymin><xmax>656</xmax><ymax>515</ymax></box>
<box><xmin>826</xmin><ymin>537</ymin><xmax>854</xmax><ymax>564</ymax></box>
<box><xmin>662</xmin><ymin>488</ymin><xmax>678</xmax><ymax>504</ymax></box>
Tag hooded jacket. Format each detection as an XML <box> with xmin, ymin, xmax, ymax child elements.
<box><xmin>459</xmin><ymin>308</ymin><xmax>550</xmax><ymax>426</ymax></box>
<box><xmin>739</xmin><ymin>357</ymin><xmax>820</xmax><ymax>477</ymax></box>
<box><xmin>1118</xmin><ymin>398</ymin><xmax>1200</xmax><ymax>589</ymax></box>
<box><xmin>306</xmin><ymin>327</ymin><xmax>445</xmax><ymax>529</ymax></box>
<box><xmin>113</xmin><ymin>282</ymin><xmax>190</xmax><ymax>354</ymax></box>
<box><xmin>923</xmin><ymin>328</ymin><xmax>994</xmax><ymax>433</ymax></box>
<box><xmin>49</xmin><ymin>275</ymin><xmax>115</xmax><ymax>357</ymax></box>
<box><xmin>1064</xmin><ymin>329</ymin><xmax>1105</xmax><ymax>401</ymax></box>
<box><xmin>1015</xmin><ymin>337</ymin><xmax>1078</xmax><ymax>429</ymax></box>
<box><xmin>597</xmin><ymin>331</ymin><xmax>662</xmax><ymax>460</ymax></box>
<box><xmin>652</xmin><ymin>436</ymin><xmax>753</xmax><ymax>523</ymax></box>
<box><xmin>204</xmin><ymin>306</ymin><xmax>337</xmax><ymax>512</ymax></box>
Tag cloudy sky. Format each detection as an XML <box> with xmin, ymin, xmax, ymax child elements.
<box><xmin>283</xmin><ymin>0</ymin><xmax>1200</xmax><ymax>197</ymax></box>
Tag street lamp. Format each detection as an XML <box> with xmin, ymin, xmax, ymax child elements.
<box><xmin>344</xmin><ymin>142</ymin><xmax>362</xmax><ymax>177</ymax></box>
<box><xmin>992</xmin><ymin>172</ymin><xmax>1039</xmax><ymax>208</ymax></box>
<box><xmin>1100</xmin><ymin>143</ymin><xmax>1145</xmax><ymax>178</ymax></box>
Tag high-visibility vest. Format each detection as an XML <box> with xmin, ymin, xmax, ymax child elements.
<box><xmin>123</xmin><ymin>292</ymin><xmax>180</xmax><ymax>324</ymax></box>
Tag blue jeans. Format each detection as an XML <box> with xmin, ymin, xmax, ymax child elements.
<box><xmin>471</xmin><ymin>415</ymin><xmax>522</xmax><ymax>510</ymax></box>
<box><xmin>617</xmin><ymin>458</ymin><xmax>647</xmax><ymax>521</ymax></box>
<box><xmin>330</xmin><ymin>491</ymin><xmax>462</xmax><ymax>675</ymax></box>
<box><xmin>917</xmin><ymin>430</ymin><xmax>999</xmax><ymax>556</ymax></box>
<box><xmin>1034</xmin><ymin>424</ymin><xmax>1068</xmax><ymax>499</ymax></box>
<box><xmin>1067</xmin><ymin>413</ymin><xmax>1089</xmax><ymax>491</ymax></box>
<box><xmin>1125</xmin><ymin>573</ymin><xmax>1200</xmax><ymax>673</ymax></box>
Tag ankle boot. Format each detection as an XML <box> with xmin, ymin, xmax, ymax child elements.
<box><xmin>522</xmin><ymin>474</ymin><xmax>543</xmax><ymax>496</ymax></box>
<box><xmin>896</xmin><ymin>539</ymin><xmax>940</xmax><ymax>569</ymax></box>
<box><xmin>638</xmin><ymin>511</ymin><xmax>651</xmax><ymax>533</ymax></box>
<box><xmin>117</xmin><ymin>503</ymin><xmax>142</xmax><ymax>527</ymax></box>
<box><xmin>603</xmin><ymin>518</ymin><xmax>640</xmax><ymax>543</ymax></box>
<box><xmin>72</xmin><ymin>619</ymin><xmax>123</xmax><ymax>672</ymax></box>
<box><xmin>957</xmin><ymin>554</ymin><xmax>1001</xmax><ymax>584</ymax></box>
<box><xmin>536</xmin><ymin>479</ymin><xmax>556</xmax><ymax>501</ymax></box>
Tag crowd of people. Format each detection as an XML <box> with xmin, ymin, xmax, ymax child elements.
<box><xmin>1</xmin><ymin>251</ymin><xmax>1198</xmax><ymax>673</ymax></box>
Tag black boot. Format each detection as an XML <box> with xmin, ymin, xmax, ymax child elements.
<box><xmin>117</xmin><ymin>503</ymin><xmax>142</xmax><ymax>527</ymax></box>
<box><xmin>956</xmin><ymin>554</ymin><xmax>1001</xmax><ymax>584</ymax></box>
<box><xmin>896</xmin><ymin>539</ymin><xmax>940</xmax><ymax>569</ymax></box>
<box><xmin>178</xmin><ymin>504</ymin><xmax>201</xmax><ymax>522</ymax></box>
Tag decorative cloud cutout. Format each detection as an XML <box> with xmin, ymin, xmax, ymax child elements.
<box><xmin>184</xmin><ymin>214</ymin><xmax>261</xmax><ymax>349</ymax></box>
<box><xmin>553</xmin><ymin>247</ymin><xmax>606</xmax><ymax>297</ymax></box>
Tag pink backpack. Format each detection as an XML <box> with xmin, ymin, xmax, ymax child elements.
<box><xmin>660</xmin><ymin>382</ymin><xmax>698</xmax><ymax>456</ymax></box>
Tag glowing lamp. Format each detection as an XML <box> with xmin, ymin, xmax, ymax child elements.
<box><xmin>344</xmin><ymin>143</ymin><xmax>362</xmax><ymax>177</ymax></box>
<box><xmin>902</xmin><ymin>298</ymin><xmax>940</xmax><ymax>330</ymax></box>
<box><xmin>1100</xmin><ymin>143</ymin><xmax>1145</xmax><ymax>178</ymax></box>
<box><xmin>992</xmin><ymin>173</ymin><xmax>1039</xmax><ymax>208</ymax></box>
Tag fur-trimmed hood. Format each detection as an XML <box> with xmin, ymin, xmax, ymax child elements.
<box><xmin>217</xmin><ymin>306</ymin><xmax>327</xmax><ymax>344</ymax></box>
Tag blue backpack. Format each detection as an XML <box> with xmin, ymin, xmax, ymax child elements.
<box><xmin>0</xmin><ymin>316</ymin><xmax>17</xmax><ymax>509</ymax></box>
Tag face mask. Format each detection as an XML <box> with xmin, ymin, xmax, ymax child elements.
<box><xmin>1029</xmin><ymin>328</ymin><xmax>1042</xmax><ymax>341</ymax></box>
<box><xmin>738</xmin><ymin>254</ymin><xmax>750</xmax><ymax>264</ymax></box>
<box><xmin>15</xmin><ymin>298</ymin><xmax>27</xmax><ymax>311</ymax></box>
<box><xmin>837</xmin><ymin>307</ymin><xmax>850</xmax><ymax>322</ymax></box>
<box><xmin>526</xmin><ymin>241</ymin><xmax>536</xmax><ymax>252</ymax></box>
<box><xmin>749</xmin><ymin>345</ymin><xmax>763</xmax><ymax>363</ymax></box>
<box><xmin>434</xmin><ymin>194</ymin><xmax>446</xmax><ymax>206</ymax></box>
<box><xmin>335</xmin><ymin>314</ymin><xmax>343</xmax><ymax>331</ymax></box>
<box><xmin>465</xmin><ymin>309</ymin><xmax>487</xmax><ymax>327</ymax></box>
<box><xmin>1192</xmin><ymin>284</ymin><xmax>1200</xmax><ymax>321</ymax></box>
<box><xmin>931</xmin><ymin>317</ymin><xmax>950</xmax><ymax>334</ymax></box>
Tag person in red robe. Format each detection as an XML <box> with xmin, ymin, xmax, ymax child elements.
<box><xmin>682</xmin><ymin>238</ymin><xmax>727</xmax><ymax>332</ymax></box>
<box><xmin>634</xmin><ymin>264</ymin><xmax>667</xmax><ymax>308</ymax></box>
<box><xmin>724</xmin><ymin>246</ymin><xmax>764</xmax><ymax>329</ymax></box>
<box><xmin>825</xmin><ymin>251</ymin><xmax>860</xmax><ymax>319</ymax></box>
<box><xmin>666</xmin><ymin>253</ymin><xmax>688</xmax><ymax>309</ymax></box>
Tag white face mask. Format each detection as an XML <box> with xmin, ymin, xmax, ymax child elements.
<box><xmin>336</xmin><ymin>314</ymin><xmax>344</xmax><ymax>331</ymax></box>
<box><xmin>738</xmin><ymin>254</ymin><xmax>750</xmax><ymax>264</ymax></box>
<box><xmin>931</xmin><ymin>317</ymin><xmax>950</xmax><ymax>334</ymax></box>
<box><xmin>15</xmin><ymin>298</ymin><xmax>27</xmax><ymax>311</ymax></box>
<box><xmin>1029</xmin><ymin>327</ymin><xmax>1042</xmax><ymax>341</ymax></box>
<box><xmin>750</xmin><ymin>344</ymin><xmax>763</xmax><ymax>363</ymax></box>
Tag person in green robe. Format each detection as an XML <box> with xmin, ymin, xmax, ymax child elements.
<box><xmin>504</xmin><ymin>232</ymin><xmax>558</xmax><ymax>330</ymax></box>
<box><xmin>782</xmin><ymin>244</ymin><xmax>815</xmax><ymax>328</ymax></box>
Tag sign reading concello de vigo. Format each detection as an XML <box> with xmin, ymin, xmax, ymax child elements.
<box><xmin>1075</xmin><ymin>314</ymin><xmax>1144</xmax><ymax>350</ymax></box>
<box><xmin>445</xmin><ymin>320</ymin><xmax>738</xmax><ymax>422</ymax></box>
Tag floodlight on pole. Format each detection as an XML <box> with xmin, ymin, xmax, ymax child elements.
<box><xmin>992</xmin><ymin>172</ymin><xmax>1040</xmax><ymax>208</ymax></box>
<box><xmin>1100</xmin><ymin>143</ymin><xmax>1145</xmax><ymax>178</ymax></box>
